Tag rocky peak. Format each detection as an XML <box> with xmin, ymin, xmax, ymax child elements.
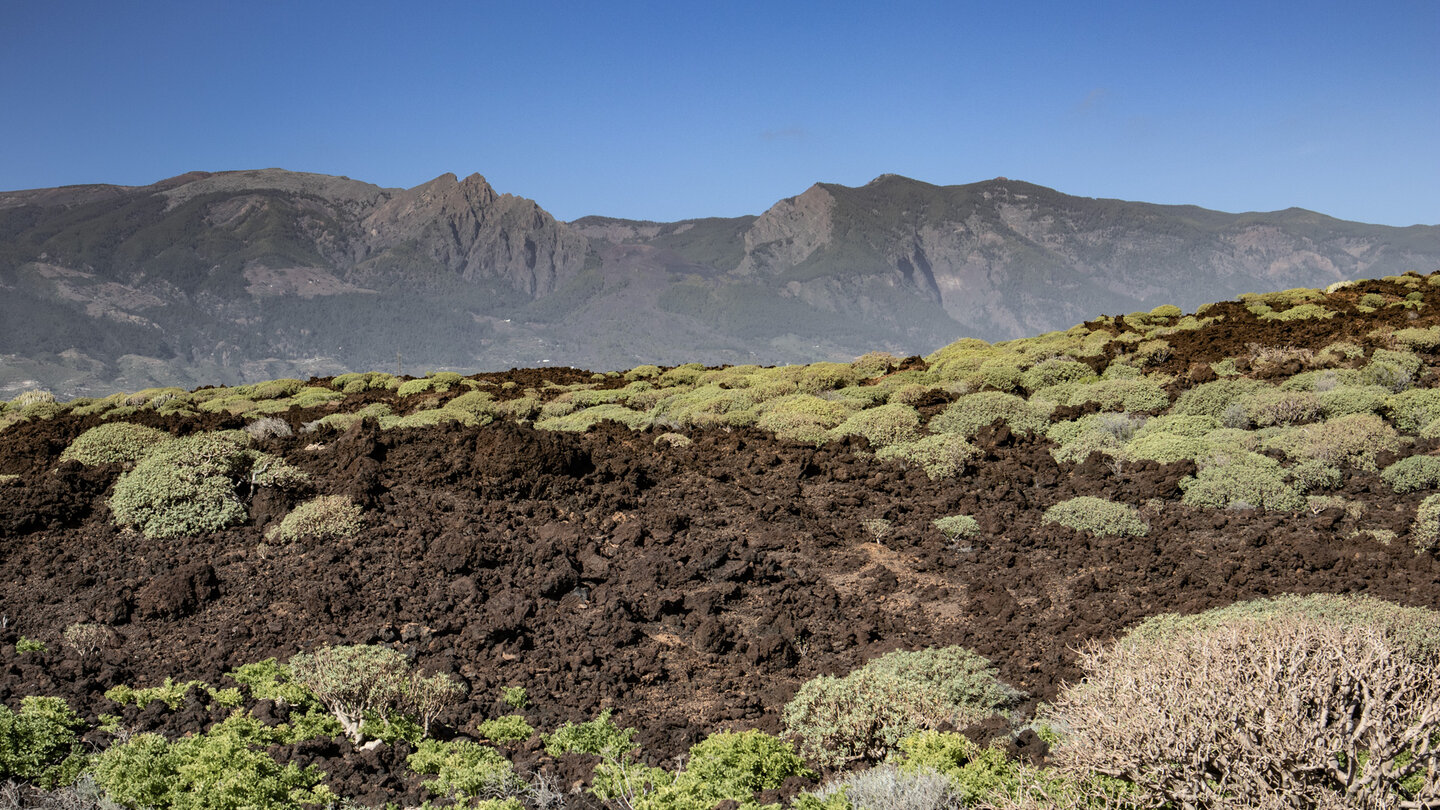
<box><xmin>736</xmin><ymin>183</ymin><xmax>836</xmax><ymax>274</ymax></box>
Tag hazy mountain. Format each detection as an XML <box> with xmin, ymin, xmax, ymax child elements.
<box><xmin>2</xmin><ymin>169</ymin><xmax>1437</xmax><ymax>396</ymax></box>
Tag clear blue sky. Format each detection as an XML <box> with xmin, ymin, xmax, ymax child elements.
<box><xmin>3</xmin><ymin>1</ymin><xmax>1436</xmax><ymax>225</ymax></box>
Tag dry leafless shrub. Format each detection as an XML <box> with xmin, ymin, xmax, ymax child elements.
<box><xmin>1050</xmin><ymin>614</ymin><xmax>1440</xmax><ymax>809</ymax></box>
<box><xmin>61</xmin><ymin>623</ymin><xmax>112</xmax><ymax>658</ymax></box>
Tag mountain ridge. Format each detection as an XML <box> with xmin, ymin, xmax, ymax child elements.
<box><xmin>2</xmin><ymin>168</ymin><xmax>1438</xmax><ymax>397</ymax></box>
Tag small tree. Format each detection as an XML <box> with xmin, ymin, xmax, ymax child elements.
<box><xmin>287</xmin><ymin>645</ymin><xmax>408</xmax><ymax>743</ymax></box>
<box><xmin>403</xmin><ymin>671</ymin><xmax>466</xmax><ymax>737</ymax></box>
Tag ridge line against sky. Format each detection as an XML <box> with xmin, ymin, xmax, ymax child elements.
<box><xmin>3</xmin><ymin>1</ymin><xmax>1437</xmax><ymax>226</ymax></box>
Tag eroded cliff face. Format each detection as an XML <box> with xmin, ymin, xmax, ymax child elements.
<box><xmin>736</xmin><ymin>184</ymin><xmax>836</xmax><ymax>275</ymax></box>
<box><xmin>359</xmin><ymin>173</ymin><xmax>587</xmax><ymax>295</ymax></box>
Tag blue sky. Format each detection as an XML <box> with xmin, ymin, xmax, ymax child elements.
<box><xmin>3</xmin><ymin>1</ymin><xmax>1436</xmax><ymax>225</ymax></box>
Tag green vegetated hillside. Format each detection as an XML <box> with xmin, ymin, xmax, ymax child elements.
<box><xmin>4</xmin><ymin>168</ymin><xmax>1439</xmax><ymax>398</ymax></box>
<box><xmin>8</xmin><ymin>273</ymin><xmax>1440</xmax><ymax>807</ymax></box>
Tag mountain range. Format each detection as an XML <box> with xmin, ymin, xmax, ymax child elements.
<box><xmin>3</xmin><ymin>168</ymin><xmax>1438</xmax><ymax>396</ymax></box>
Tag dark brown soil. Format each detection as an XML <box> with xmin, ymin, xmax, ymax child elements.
<box><xmin>4</xmin><ymin>279</ymin><xmax>1440</xmax><ymax>801</ymax></box>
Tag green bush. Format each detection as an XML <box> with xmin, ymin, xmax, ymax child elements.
<box><xmin>1388</xmin><ymin>388</ymin><xmax>1440</xmax><ymax>433</ymax></box>
<box><xmin>266</xmin><ymin>495</ymin><xmax>363</xmax><ymax>543</ymax></box>
<box><xmin>287</xmin><ymin>645</ymin><xmax>410</xmax><ymax>743</ymax></box>
<box><xmin>1179</xmin><ymin>452</ymin><xmax>1306</xmax><ymax>511</ymax></box>
<box><xmin>932</xmin><ymin>515</ymin><xmax>979</xmax><ymax>540</ymax></box>
<box><xmin>1415</xmin><ymin>495</ymin><xmax>1440</xmax><ymax>552</ymax></box>
<box><xmin>1318</xmin><ymin>384</ymin><xmax>1391</xmax><ymax>418</ymax></box>
<box><xmin>1021</xmin><ymin>358</ymin><xmax>1095</xmax><ymax>392</ymax></box>
<box><xmin>669</xmin><ymin>731</ymin><xmax>813</xmax><ymax>808</ymax></box>
<box><xmin>109</xmin><ymin>432</ymin><xmax>253</xmax><ymax>539</ymax></box>
<box><xmin>1063</xmin><ymin>378</ymin><xmax>1170</xmax><ymax>412</ymax></box>
<box><xmin>15</xmin><ymin>637</ymin><xmax>45</xmax><ymax>654</ymax></box>
<box><xmin>407</xmin><ymin>739</ymin><xmax>526</xmax><ymax>802</ymax></box>
<box><xmin>874</xmin><ymin>434</ymin><xmax>980</xmax><ymax>479</ymax></box>
<box><xmin>535</xmin><ymin>404</ymin><xmax>653</xmax><ymax>432</ymax></box>
<box><xmin>60</xmin><ymin>423</ymin><xmax>170</xmax><ymax>466</ymax></box>
<box><xmin>332</xmin><ymin>371</ymin><xmax>395</xmax><ymax>393</ymax></box>
<box><xmin>1239</xmin><ymin>388</ymin><xmax>1322</xmax><ymax>427</ymax></box>
<box><xmin>91</xmin><ymin>713</ymin><xmax>334</xmax><ymax>810</ymax></box>
<box><xmin>0</xmin><ymin>696</ymin><xmax>87</xmax><ymax>788</ymax></box>
<box><xmin>1382</xmin><ymin>456</ymin><xmax>1440</xmax><ymax>494</ymax></box>
<box><xmin>544</xmin><ymin>709</ymin><xmax>637</xmax><ymax>758</ymax></box>
<box><xmin>226</xmin><ymin>659</ymin><xmax>319</xmax><ymax>710</ymax></box>
<box><xmin>1394</xmin><ymin>326</ymin><xmax>1440</xmax><ymax>352</ymax></box>
<box><xmin>1041</xmin><ymin>496</ymin><xmax>1148</xmax><ymax>537</ymax></box>
<box><xmin>783</xmin><ymin>646</ymin><xmax>1021</xmax><ymax>768</ymax></box>
<box><xmin>477</xmin><ymin>715</ymin><xmax>534</xmax><ymax>743</ymax></box>
<box><xmin>501</xmin><ymin>686</ymin><xmax>529</xmax><ymax>709</ymax></box>
<box><xmin>1171</xmin><ymin>378</ymin><xmax>1266</xmax><ymax>418</ymax></box>
<box><xmin>1261</xmin><ymin>413</ymin><xmax>1399</xmax><ymax>470</ymax></box>
<box><xmin>1363</xmin><ymin>349</ymin><xmax>1422</xmax><ymax>391</ymax></box>
<box><xmin>929</xmin><ymin>392</ymin><xmax>1052</xmax><ymax>438</ymax></box>
<box><xmin>832</xmin><ymin>403</ymin><xmax>922</xmax><ymax>448</ymax></box>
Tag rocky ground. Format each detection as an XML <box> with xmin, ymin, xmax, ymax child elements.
<box><xmin>3</xmin><ymin>278</ymin><xmax>1440</xmax><ymax>803</ymax></box>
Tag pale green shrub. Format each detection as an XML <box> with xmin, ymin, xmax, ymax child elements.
<box><xmin>544</xmin><ymin>709</ymin><xmax>636</xmax><ymax>758</ymax></box>
<box><xmin>832</xmin><ymin>403</ymin><xmax>922</xmax><ymax>448</ymax></box>
<box><xmin>874</xmin><ymin>434</ymin><xmax>980</xmax><ymax>479</ymax></box>
<box><xmin>929</xmin><ymin>392</ymin><xmax>1052</xmax><ymax>437</ymax></box>
<box><xmin>1171</xmin><ymin>379</ymin><xmax>1266</xmax><ymax>418</ymax></box>
<box><xmin>536</xmin><ymin>404</ymin><xmax>653</xmax><ymax>432</ymax></box>
<box><xmin>476</xmin><ymin>715</ymin><xmax>533</xmax><ymax>744</ymax></box>
<box><xmin>1179</xmin><ymin>452</ymin><xmax>1306</xmax><ymax>511</ymax></box>
<box><xmin>1363</xmin><ymin>349</ymin><xmax>1422</xmax><ymax>391</ymax></box>
<box><xmin>657</xmin><ymin>363</ymin><xmax>706</xmax><ymax>387</ymax></box>
<box><xmin>267</xmin><ymin>495</ymin><xmax>363</xmax><ymax>543</ymax></box>
<box><xmin>1414</xmin><ymin>495</ymin><xmax>1440</xmax><ymax>552</ymax></box>
<box><xmin>61</xmin><ymin>423</ymin><xmax>170</xmax><ymax>466</ymax></box>
<box><xmin>1261</xmin><ymin>413</ymin><xmax>1399</xmax><ymax>470</ymax></box>
<box><xmin>1394</xmin><ymin>326</ymin><xmax>1440</xmax><ymax>352</ymax></box>
<box><xmin>1042</xmin><ymin>497</ymin><xmax>1148</xmax><ymax>537</ymax></box>
<box><xmin>109</xmin><ymin>432</ymin><xmax>253</xmax><ymax>538</ymax></box>
<box><xmin>624</xmin><ymin>364</ymin><xmax>662</xmax><ymax>381</ymax></box>
<box><xmin>249</xmin><ymin>378</ymin><xmax>306</xmax><ymax>400</ymax></box>
<box><xmin>1382</xmin><ymin>456</ymin><xmax>1440</xmax><ymax>493</ymax></box>
<box><xmin>932</xmin><ymin>515</ymin><xmax>980</xmax><ymax>540</ymax></box>
<box><xmin>244</xmin><ymin>416</ymin><xmax>293</xmax><ymax>441</ymax></box>
<box><xmin>0</xmin><ymin>696</ymin><xmax>87</xmax><ymax>788</ymax></box>
<box><xmin>1388</xmin><ymin>388</ymin><xmax>1440</xmax><ymax>433</ymax></box>
<box><xmin>783</xmin><ymin>646</ymin><xmax>1020</xmax><ymax>768</ymax></box>
<box><xmin>1240</xmin><ymin>388</ymin><xmax>1322</xmax><ymax>427</ymax></box>
<box><xmin>1021</xmin><ymin>358</ymin><xmax>1095</xmax><ymax>392</ymax></box>
<box><xmin>854</xmin><ymin>351</ymin><xmax>903</xmax><ymax>379</ymax></box>
<box><xmin>1318</xmin><ymin>384</ymin><xmax>1391</xmax><ymax>417</ymax></box>
<box><xmin>408</xmin><ymin>739</ymin><xmax>526</xmax><ymax>802</ymax></box>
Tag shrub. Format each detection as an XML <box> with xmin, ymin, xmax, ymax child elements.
<box><xmin>60</xmin><ymin>423</ymin><xmax>170</xmax><ymax>466</ymax></box>
<box><xmin>501</xmin><ymin>686</ymin><xmax>529</xmax><ymax>709</ymax></box>
<box><xmin>1041</xmin><ymin>497</ymin><xmax>1148</xmax><ymax>537</ymax></box>
<box><xmin>535</xmin><ymin>404</ymin><xmax>653</xmax><ymax>432</ymax></box>
<box><xmin>62</xmin><ymin>622</ymin><xmax>111</xmax><ymax>658</ymax></box>
<box><xmin>783</xmin><ymin>646</ymin><xmax>1021</xmax><ymax>768</ymax></box>
<box><xmin>1239</xmin><ymin>388</ymin><xmax>1322</xmax><ymax>427</ymax></box>
<box><xmin>1170</xmin><ymin>378</ymin><xmax>1265</xmax><ymax>418</ymax></box>
<box><xmin>333</xmin><ymin>371</ymin><xmax>395</xmax><ymax>393</ymax></box>
<box><xmin>1394</xmin><ymin>326</ymin><xmax>1440</xmax><ymax>351</ymax></box>
<box><xmin>670</xmin><ymin>731</ymin><xmax>813</xmax><ymax>806</ymax></box>
<box><xmin>544</xmin><ymin>709</ymin><xmax>637</xmax><ymax>758</ymax></box>
<box><xmin>243</xmin><ymin>416</ymin><xmax>292</xmax><ymax>440</ymax></box>
<box><xmin>932</xmin><ymin>515</ymin><xmax>980</xmax><ymax>540</ymax></box>
<box><xmin>1318</xmin><ymin>384</ymin><xmax>1390</xmax><ymax>418</ymax></box>
<box><xmin>1388</xmin><ymin>388</ymin><xmax>1440</xmax><ymax>433</ymax></box>
<box><xmin>15</xmin><ymin>637</ymin><xmax>44</xmax><ymax>654</ymax></box>
<box><xmin>1363</xmin><ymin>349</ymin><xmax>1422</xmax><ymax>391</ymax></box>
<box><xmin>756</xmin><ymin>394</ymin><xmax>857</xmax><ymax>444</ymax></box>
<box><xmin>287</xmin><ymin>645</ymin><xmax>410</xmax><ymax>743</ymax></box>
<box><xmin>812</xmin><ymin>763</ymin><xmax>964</xmax><ymax>810</ymax></box>
<box><xmin>11</xmin><ymin>390</ymin><xmax>55</xmax><ymax>409</ymax></box>
<box><xmin>929</xmin><ymin>392</ymin><xmax>1052</xmax><ymax>438</ymax></box>
<box><xmin>894</xmin><ymin>731</ymin><xmax>1041</xmax><ymax>806</ymax></box>
<box><xmin>854</xmin><ymin>351</ymin><xmax>902</xmax><ymax>379</ymax></box>
<box><xmin>109</xmin><ymin>432</ymin><xmax>253</xmax><ymax>539</ymax></box>
<box><xmin>625</xmin><ymin>364</ymin><xmax>662</xmax><ymax>381</ymax></box>
<box><xmin>407</xmin><ymin>739</ymin><xmax>526</xmax><ymax>802</ymax></box>
<box><xmin>0</xmin><ymin>696</ymin><xmax>87</xmax><ymax>788</ymax></box>
<box><xmin>1062</xmin><ymin>378</ymin><xmax>1169</xmax><ymax>412</ymax></box>
<box><xmin>1179</xmin><ymin>452</ymin><xmax>1306</xmax><ymax>511</ymax></box>
<box><xmin>92</xmin><ymin>713</ymin><xmax>334</xmax><ymax>810</ymax></box>
<box><xmin>1049</xmin><ymin>595</ymin><xmax>1440</xmax><ymax>808</ymax></box>
<box><xmin>874</xmin><ymin>434</ymin><xmax>980</xmax><ymax>479</ymax></box>
<box><xmin>1382</xmin><ymin>455</ymin><xmax>1440</xmax><ymax>493</ymax></box>
<box><xmin>1021</xmin><ymin>359</ymin><xmax>1094</xmax><ymax>392</ymax></box>
<box><xmin>266</xmin><ymin>495</ymin><xmax>363</xmax><ymax>543</ymax></box>
<box><xmin>226</xmin><ymin>659</ymin><xmax>319</xmax><ymax>710</ymax></box>
<box><xmin>832</xmin><ymin>404</ymin><xmax>922</xmax><ymax>448</ymax></box>
<box><xmin>1261</xmin><ymin>413</ymin><xmax>1399</xmax><ymax>470</ymax></box>
<box><xmin>1415</xmin><ymin>494</ymin><xmax>1440</xmax><ymax>552</ymax></box>
<box><xmin>477</xmin><ymin>715</ymin><xmax>534</xmax><ymax>743</ymax></box>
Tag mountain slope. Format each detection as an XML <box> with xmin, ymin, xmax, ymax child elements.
<box><xmin>2</xmin><ymin>170</ymin><xmax>1438</xmax><ymax>396</ymax></box>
